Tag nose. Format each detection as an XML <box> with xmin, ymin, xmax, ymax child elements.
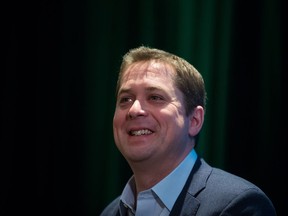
<box><xmin>127</xmin><ymin>100</ymin><xmax>147</xmax><ymax>119</ymax></box>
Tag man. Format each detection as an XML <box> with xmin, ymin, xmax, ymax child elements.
<box><xmin>101</xmin><ymin>46</ymin><xmax>276</xmax><ymax>215</ymax></box>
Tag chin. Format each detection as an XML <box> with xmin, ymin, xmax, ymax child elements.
<box><xmin>125</xmin><ymin>152</ymin><xmax>152</xmax><ymax>164</ymax></box>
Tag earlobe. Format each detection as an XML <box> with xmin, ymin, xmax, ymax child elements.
<box><xmin>189</xmin><ymin>106</ymin><xmax>205</xmax><ymax>137</ymax></box>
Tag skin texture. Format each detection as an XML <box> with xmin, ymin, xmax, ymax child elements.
<box><xmin>113</xmin><ymin>60</ymin><xmax>204</xmax><ymax>193</ymax></box>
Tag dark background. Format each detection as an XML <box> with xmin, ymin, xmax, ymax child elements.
<box><xmin>2</xmin><ymin>0</ymin><xmax>287</xmax><ymax>215</ymax></box>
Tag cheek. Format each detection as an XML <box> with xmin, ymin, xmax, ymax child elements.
<box><xmin>160</xmin><ymin>106</ymin><xmax>185</xmax><ymax>125</ymax></box>
<box><xmin>112</xmin><ymin>116</ymin><xmax>121</xmax><ymax>146</ymax></box>
<box><xmin>113</xmin><ymin>109</ymin><xmax>124</xmax><ymax>127</ymax></box>
<box><xmin>162</xmin><ymin>111</ymin><xmax>188</xmax><ymax>137</ymax></box>
<box><xmin>113</xmin><ymin>110</ymin><xmax>126</xmax><ymax>140</ymax></box>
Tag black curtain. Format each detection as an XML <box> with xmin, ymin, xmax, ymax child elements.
<box><xmin>2</xmin><ymin>0</ymin><xmax>287</xmax><ymax>215</ymax></box>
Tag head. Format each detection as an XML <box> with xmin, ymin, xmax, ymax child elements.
<box><xmin>116</xmin><ymin>46</ymin><xmax>206</xmax><ymax>114</ymax></box>
<box><xmin>113</xmin><ymin>46</ymin><xmax>206</xmax><ymax>168</ymax></box>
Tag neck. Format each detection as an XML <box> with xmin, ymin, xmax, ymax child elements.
<box><xmin>132</xmin><ymin>163</ymin><xmax>172</xmax><ymax>193</ymax></box>
<box><xmin>129</xmin><ymin>147</ymin><xmax>193</xmax><ymax>195</ymax></box>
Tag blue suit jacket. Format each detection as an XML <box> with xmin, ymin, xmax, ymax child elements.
<box><xmin>100</xmin><ymin>158</ymin><xmax>276</xmax><ymax>215</ymax></box>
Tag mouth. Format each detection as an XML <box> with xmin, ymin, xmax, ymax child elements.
<box><xmin>129</xmin><ymin>129</ymin><xmax>153</xmax><ymax>136</ymax></box>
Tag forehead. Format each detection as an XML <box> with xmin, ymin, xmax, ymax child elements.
<box><xmin>121</xmin><ymin>60</ymin><xmax>176</xmax><ymax>83</ymax></box>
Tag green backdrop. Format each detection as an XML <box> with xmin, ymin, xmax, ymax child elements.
<box><xmin>2</xmin><ymin>0</ymin><xmax>287</xmax><ymax>215</ymax></box>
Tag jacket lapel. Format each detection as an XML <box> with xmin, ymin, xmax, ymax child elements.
<box><xmin>179</xmin><ymin>194</ymin><xmax>200</xmax><ymax>216</ymax></box>
<box><xmin>179</xmin><ymin>158</ymin><xmax>212</xmax><ymax>216</ymax></box>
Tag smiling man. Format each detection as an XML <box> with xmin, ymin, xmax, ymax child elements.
<box><xmin>100</xmin><ymin>46</ymin><xmax>276</xmax><ymax>216</ymax></box>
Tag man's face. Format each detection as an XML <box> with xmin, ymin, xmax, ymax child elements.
<box><xmin>113</xmin><ymin>60</ymin><xmax>193</xmax><ymax>166</ymax></box>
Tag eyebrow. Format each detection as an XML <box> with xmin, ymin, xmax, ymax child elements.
<box><xmin>145</xmin><ymin>86</ymin><xmax>164</xmax><ymax>92</ymax></box>
<box><xmin>118</xmin><ymin>86</ymin><xmax>165</xmax><ymax>96</ymax></box>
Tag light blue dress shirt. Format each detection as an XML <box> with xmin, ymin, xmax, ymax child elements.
<box><xmin>119</xmin><ymin>149</ymin><xmax>198</xmax><ymax>216</ymax></box>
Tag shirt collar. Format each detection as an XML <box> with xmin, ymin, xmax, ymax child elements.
<box><xmin>120</xmin><ymin>176</ymin><xmax>136</xmax><ymax>211</ymax></box>
<box><xmin>120</xmin><ymin>149</ymin><xmax>198</xmax><ymax>212</ymax></box>
<box><xmin>152</xmin><ymin>149</ymin><xmax>197</xmax><ymax>211</ymax></box>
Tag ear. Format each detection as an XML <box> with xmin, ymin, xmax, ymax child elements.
<box><xmin>188</xmin><ymin>106</ymin><xmax>205</xmax><ymax>137</ymax></box>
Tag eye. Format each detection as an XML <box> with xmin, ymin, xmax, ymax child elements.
<box><xmin>117</xmin><ymin>95</ymin><xmax>134</xmax><ymax>108</ymax></box>
<box><xmin>119</xmin><ymin>97</ymin><xmax>133</xmax><ymax>104</ymax></box>
<box><xmin>149</xmin><ymin>95</ymin><xmax>164</xmax><ymax>102</ymax></box>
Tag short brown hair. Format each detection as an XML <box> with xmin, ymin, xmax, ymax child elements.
<box><xmin>116</xmin><ymin>46</ymin><xmax>207</xmax><ymax>115</ymax></box>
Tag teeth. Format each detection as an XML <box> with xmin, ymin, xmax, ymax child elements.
<box><xmin>130</xmin><ymin>129</ymin><xmax>152</xmax><ymax>136</ymax></box>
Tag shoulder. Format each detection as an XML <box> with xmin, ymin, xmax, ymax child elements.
<box><xmin>100</xmin><ymin>196</ymin><xmax>120</xmax><ymax>216</ymax></box>
<box><xmin>192</xmin><ymin>158</ymin><xmax>276</xmax><ymax>215</ymax></box>
<box><xmin>195</xmin><ymin>158</ymin><xmax>264</xmax><ymax>191</ymax></box>
<box><xmin>203</xmin><ymin>160</ymin><xmax>266</xmax><ymax>197</ymax></box>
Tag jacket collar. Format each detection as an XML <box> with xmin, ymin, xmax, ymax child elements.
<box><xmin>179</xmin><ymin>158</ymin><xmax>212</xmax><ymax>216</ymax></box>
